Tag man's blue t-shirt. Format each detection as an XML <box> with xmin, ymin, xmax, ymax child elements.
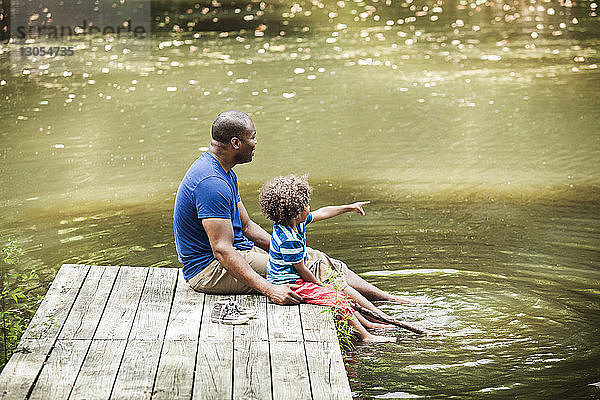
<box><xmin>174</xmin><ymin>152</ymin><xmax>253</xmax><ymax>280</ymax></box>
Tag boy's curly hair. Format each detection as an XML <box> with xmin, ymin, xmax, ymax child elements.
<box><xmin>259</xmin><ymin>174</ymin><xmax>313</xmax><ymax>226</ymax></box>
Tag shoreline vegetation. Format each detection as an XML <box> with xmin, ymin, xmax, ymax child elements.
<box><xmin>0</xmin><ymin>241</ymin><xmax>43</xmax><ymax>370</ymax></box>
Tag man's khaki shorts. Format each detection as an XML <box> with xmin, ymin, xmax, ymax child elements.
<box><xmin>187</xmin><ymin>246</ymin><xmax>349</xmax><ymax>294</ymax></box>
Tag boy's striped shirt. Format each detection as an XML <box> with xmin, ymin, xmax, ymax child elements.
<box><xmin>267</xmin><ymin>213</ymin><xmax>313</xmax><ymax>284</ymax></box>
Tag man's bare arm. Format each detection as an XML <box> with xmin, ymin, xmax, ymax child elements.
<box><xmin>202</xmin><ymin>218</ymin><xmax>301</xmax><ymax>305</ymax></box>
<box><xmin>238</xmin><ymin>200</ymin><xmax>271</xmax><ymax>251</ymax></box>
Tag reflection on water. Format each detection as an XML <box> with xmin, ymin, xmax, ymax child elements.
<box><xmin>329</xmin><ymin>198</ymin><xmax>599</xmax><ymax>398</ymax></box>
<box><xmin>1</xmin><ymin>0</ymin><xmax>599</xmax><ymax>397</ymax></box>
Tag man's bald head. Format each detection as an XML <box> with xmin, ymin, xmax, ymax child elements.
<box><xmin>211</xmin><ymin>111</ymin><xmax>254</xmax><ymax>143</ymax></box>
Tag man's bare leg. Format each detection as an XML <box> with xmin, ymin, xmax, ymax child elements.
<box><xmin>344</xmin><ymin>286</ymin><xmax>396</xmax><ymax>320</ymax></box>
<box><xmin>345</xmin><ymin>269</ymin><xmax>415</xmax><ymax>303</ymax></box>
<box><xmin>355</xmin><ymin>310</ymin><xmax>395</xmax><ymax>330</ymax></box>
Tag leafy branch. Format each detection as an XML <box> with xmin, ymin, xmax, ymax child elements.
<box><xmin>1</xmin><ymin>240</ymin><xmax>43</xmax><ymax>369</ymax></box>
<box><xmin>320</xmin><ymin>268</ymin><xmax>356</xmax><ymax>356</ymax></box>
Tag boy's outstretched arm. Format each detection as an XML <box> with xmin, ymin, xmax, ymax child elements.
<box><xmin>311</xmin><ymin>201</ymin><xmax>370</xmax><ymax>223</ymax></box>
<box><xmin>293</xmin><ymin>260</ymin><xmax>322</xmax><ymax>285</ymax></box>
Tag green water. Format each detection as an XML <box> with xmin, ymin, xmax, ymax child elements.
<box><xmin>1</xmin><ymin>0</ymin><xmax>599</xmax><ymax>397</ymax></box>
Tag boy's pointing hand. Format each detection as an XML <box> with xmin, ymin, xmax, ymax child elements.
<box><xmin>349</xmin><ymin>201</ymin><xmax>371</xmax><ymax>216</ymax></box>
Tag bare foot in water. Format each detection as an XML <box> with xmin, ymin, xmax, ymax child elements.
<box><xmin>361</xmin><ymin>334</ymin><xmax>396</xmax><ymax>343</ymax></box>
<box><xmin>391</xmin><ymin>296</ymin><xmax>431</xmax><ymax>305</ymax></box>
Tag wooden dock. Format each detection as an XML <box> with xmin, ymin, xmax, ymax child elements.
<box><xmin>0</xmin><ymin>264</ymin><xmax>352</xmax><ymax>400</ymax></box>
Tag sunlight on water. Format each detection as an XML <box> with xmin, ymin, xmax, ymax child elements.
<box><xmin>362</xmin><ymin>268</ymin><xmax>460</xmax><ymax>275</ymax></box>
<box><xmin>1</xmin><ymin>0</ymin><xmax>599</xmax><ymax>397</ymax></box>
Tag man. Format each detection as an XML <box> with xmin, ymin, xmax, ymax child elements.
<box><xmin>174</xmin><ymin>110</ymin><xmax>421</xmax><ymax>306</ymax></box>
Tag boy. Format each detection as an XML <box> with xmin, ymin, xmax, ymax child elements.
<box><xmin>259</xmin><ymin>174</ymin><xmax>395</xmax><ymax>343</ymax></box>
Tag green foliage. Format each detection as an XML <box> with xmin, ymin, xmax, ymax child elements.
<box><xmin>1</xmin><ymin>240</ymin><xmax>43</xmax><ymax>369</ymax></box>
<box><xmin>320</xmin><ymin>306</ymin><xmax>356</xmax><ymax>355</ymax></box>
<box><xmin>2</xmin><ymin>241</ymin><xmax>23</xmax><ymax>266</ymax></box>
<box><xmin>333</xmin><ymin>314</ymin><xmax>356</xmax><ymax>355</ymax></box>
<box><xmin>321</xmin><ymin>269</ymin><xmax>356</xmax><ymax>356</ymax></box>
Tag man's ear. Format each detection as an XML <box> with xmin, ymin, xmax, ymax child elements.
<box><xmin>231</xmin><ymin>137</ymin><xmax>241</xmax><ymax>149</ymax></box>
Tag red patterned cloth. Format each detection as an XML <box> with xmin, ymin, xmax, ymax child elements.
<box><xmin>292</xmin><ymin>279</ymin><xmax>354</xmax><ymax>319</ymax></box>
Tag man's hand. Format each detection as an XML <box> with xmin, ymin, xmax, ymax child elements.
<box><xmin>266</xmin><ymin>283</ymin><xmax>302</xmax><ymax>305</ymax></box>
<box><xmin>349</xmin><ymin>201</ymin><xmax>371</xmax><ymax>216</ymax></box>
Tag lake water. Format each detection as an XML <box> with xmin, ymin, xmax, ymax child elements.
<box><xmin>1</xmin><ymin>0</ymin><xmax>599</xmax><ymax>397</ymax></box>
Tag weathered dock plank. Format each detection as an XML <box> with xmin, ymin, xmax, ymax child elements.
<box><xmin>59</xmin><ymin>266</ymin><xmax>118</xmax><ymax>340</ymax></box>
<box><xmin>267</xmin><ymin>300</ymin><xmax>303</xmax><ymax>342</ymax></box>
<box><xmin>300</xmin><ymin>303</ymin><xmax>338</xmax><ymax>342</ymax></box>
<box><xmin>233</xmin><ymin>339</ymin><xmax>271</xmax><ymax>400</ymax></box>
<box><xmin>193</xmin><ymin>340</ymin><xmax>234</xmax><ymax>400</ymax></box>
<box><xmin>69</xmin><ymin>339</ymin><xmax>127</xmax><ymax>400</ymax></box>
<box><xmin>28</xmin><ymin>339</ymin><xmax>90</xmax><ymax>400</ymax></box>
<box><xmin>234</xmin><ymin>295</ymin><xmax>268</xmax><ymax>341</ymax></box>
<box><xmin>152</xmin><ymin>340</ymin><xmax>197</xmax><ymax>400</ymax></box>
<box><xmin>199</xmin><ymin>295</ymin><xmax>233</xmax><ymax>341</ymax></box>
<box><xmin>163</xmin><ymin>271</ymin><xmax>204</xmax><ymax>341</ymax></box>
<box><xmin>130</xmin><ymin>267</ymin><xmax>178</xmax><ymax>341</ymax></box>
<box><xmin>111</xmin><ymin>340</ymin><xmax>163</xmax><ymax>400</ymax></box>
<box><xmin>305</xmin><ymin>341</ymin><xmax>353</xmax><ymax>400</ymax></box>
<box><xmin>22</xmin><ymin>264</ymin><xmax>90</xmax><ymax>343</ymax></box>
<box><xmin>153</xmin><ymin>273</ymin><xmax>203</xmax><ymax>400</ymax></box>
<box><xmin>0</xmin><ymin>265</ymin><xmax>90</xmax><ymax>400</ymax></box>
<box><xmin>270</xmin><ymin>341</ymin><xmax>312</xmax><ymax>400</ymax></box>
<box><xmin>94</xmin><ymin>267</ymin><xmax>148</xmax><ymax>340</ymax></box>
<box><xmin>0</xmin><ymin>264</ymin><xmax>353</xmax><ymax>400</ymax></box>
<box><xmin>0</xmin><ymin>340</ymin><xmax>53</xmax><ymax>400</ymax></box>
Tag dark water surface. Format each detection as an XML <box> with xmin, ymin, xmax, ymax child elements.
<box><xmin>1</xmin><ymin>0</ymin><xmax>599</xmax><ymax>397</ymax></box>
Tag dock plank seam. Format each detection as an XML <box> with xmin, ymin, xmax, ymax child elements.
<box><xmin>230</xmin><ymin>331</ymin><xmax>235</xmax><ymax>400</ymax></box>
<box><xmin>85</xmin><ymin>267</ymin><xmax>119</xmax><ymax>342</ymax></box>
<box><xmin>231</xmin><ymin>295</ymin><xmax>271</xmax><ymax>400</ymax></box>
<box><xmin>265</xmin><ymin>300</ymin><xmax>275</xmax><ymax>400</ymax></box>
<box><xmin>107</xmin><ymin>267</ymin><xmax>150</xmax><ymax>400</ymax></box>
<box><xmin>229</xmin><ymin>297</ymin><xmax>233</xmax><ymax>400</ymax></box>
<box><xmin>148</xmin><ymin>269</ymin><xmax>179</xmax><ymax>399</ymax></box>
<box><xmin>24</xmin><ymin>264</ymin><xmax>93</xmax><ymax>400</ymax></box>
<box><xmin>188</xmin><ymin>288</ymin><xmax>205</xmax><ymax>400</ymax></box>
<box><xmin>298</xmin><ymin>307</ymin><xmax>316</xmax><ymax>400</ymax></box>
<box><xmin>65</xmin><ymin>269</ymin><xmax>103</xmax><ymax>338</ymax></box>
<box><xmin>65</xmin><ymin>266</ymin><xmax>115</xmax><ymax>400</ymax></box>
